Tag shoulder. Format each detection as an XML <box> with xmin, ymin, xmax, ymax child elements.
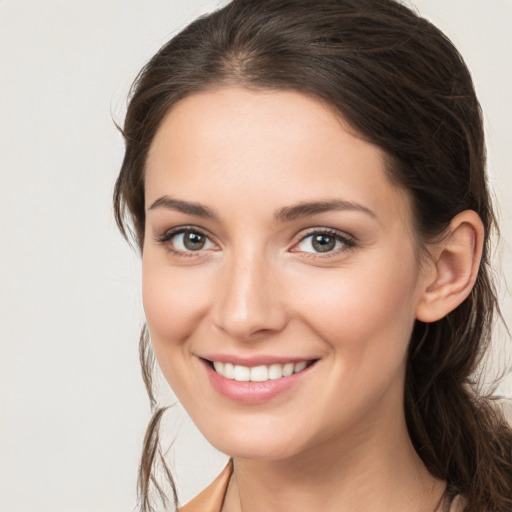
<box><xmin>179</xmin><ymin>461</ymin><xmax>233</xmax><ymax>512</ymax></box>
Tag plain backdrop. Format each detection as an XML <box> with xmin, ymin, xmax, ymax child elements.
<box><xmin>0</xmin><ymin>1</ymin><xmax>511</xmax><ymax>511</ymax></box>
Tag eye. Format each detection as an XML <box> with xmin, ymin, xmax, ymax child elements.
<box><xmin>157</xmin><ymin>227</ymin><xmax>217</xmax><ymax>253</ymax></box>
<box><xmin>293</xmin><ymin>229</ymin><xmax>355</xmax><ymax>254</ymax></box>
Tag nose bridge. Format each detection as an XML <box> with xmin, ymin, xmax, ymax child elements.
<box><xmin>213</xmin><ymin>243</ymin><xmax>285</xmax><ymax>339</ymax></box>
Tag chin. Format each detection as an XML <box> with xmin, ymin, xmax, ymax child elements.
<box><xmin>216</xmin><ymin>440</ymin><xmax>301</xmax><ymax>461</ymax></box>
<box><xmin>197</xmin><ymin>419</ymin><xmax>314</xmax><ymax>461</ymax></box>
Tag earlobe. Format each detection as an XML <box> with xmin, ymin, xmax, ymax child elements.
<box><xmin>415</xmin><ymin>210</ymin><xmax>484</xmax><ymax>323</ymax></box>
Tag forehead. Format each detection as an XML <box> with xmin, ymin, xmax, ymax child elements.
<box><xmin>145</xmin><ymin>87</ymin><xmax>411</xmax><ymax>227</ymax></box>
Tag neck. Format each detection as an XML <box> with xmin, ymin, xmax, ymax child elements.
<box><xmin>223</xmin><ymin>407</ymin><xmax>446</xmax><ymax>512</ymax></box>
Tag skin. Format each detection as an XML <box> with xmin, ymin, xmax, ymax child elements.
<box><xmin>142</xmin><ymin>87</ymin><xmax>475</xmax><ymax>511</ymax></box>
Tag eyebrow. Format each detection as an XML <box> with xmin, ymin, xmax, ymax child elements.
<box><xmin>274</xmin><ymin>200</ymin><xmax>377</xmax><ymax>223</ymax></box>
<box><xmin>148</xmin><ymin>195</ymin><xmax>376</xmax><ymax>222</ymax></box>
<box><xmin>148</xmin><ymin>196</ymin><xmax>218</xmax><ymax>219</ymax></box>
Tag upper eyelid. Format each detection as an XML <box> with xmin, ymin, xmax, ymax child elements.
<box><xmin>294</xmin><ymin>227</ymin><xmax>355</xmax><ymax>243</ymax></box>
<box><xmin>155</xmin><ymin>225</ymin><xmax>213</xmax><ymax>242</ymax></box>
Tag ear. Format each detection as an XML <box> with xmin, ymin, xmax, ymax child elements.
<box><xmin>415</xmin><ymin>210</ymin><xmax>484</xmax><ymax>323</ymax></box>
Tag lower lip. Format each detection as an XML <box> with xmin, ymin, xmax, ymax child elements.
<box><xmin>202</xmin><ymin>359</ymin><xmax>316</xmax><ymax>405</ymax></box>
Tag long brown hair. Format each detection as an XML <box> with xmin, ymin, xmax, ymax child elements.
<box><xmin>114</xmin><ymin>1</ymin><xmax>512</xmax><ymax>510</ymax></box>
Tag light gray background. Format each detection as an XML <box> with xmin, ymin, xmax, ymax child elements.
<box><xmin>1</xmin><ymin>1</ymin><xmax>511</xmax><ymax>511</ymax></box>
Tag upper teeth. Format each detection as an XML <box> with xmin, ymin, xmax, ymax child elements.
<box><xmin>212</xmin><ymin>361</ymin><xmax>309</xmax><ymax>382</ymax></box>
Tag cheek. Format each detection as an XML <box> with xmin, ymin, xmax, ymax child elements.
<box><xmin>141</xmin><ymin>257</ymin><xmax>215</xmax><ymax>402</ymax></box>
<box><xmin>291</xmin><ymin>255</ymin><xmax>419</xmax><ymax>362</ymax></box>
<box><xmin>141</xmin><ymin>255</ymin><xmax>212</xmax><ymax>348</ymax></box>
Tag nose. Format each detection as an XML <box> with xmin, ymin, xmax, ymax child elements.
<box><xmin>212</xmin><ymin>250</ymin><xmax>288</xmax><ymax>341</ymax></box>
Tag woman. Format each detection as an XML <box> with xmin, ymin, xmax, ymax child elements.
<box><xmin>114</xmin><ymin>0</ymin><xmax>512</xmax><ymax>510</ymax></box>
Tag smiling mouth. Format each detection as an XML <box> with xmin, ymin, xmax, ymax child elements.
<box><xmin>207</xmin><ymin>360</ymin><xmax>316</xmax><ymax>382</ymax></box>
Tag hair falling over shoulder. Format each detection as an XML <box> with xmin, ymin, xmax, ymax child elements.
<box><xmin>113</xmin><ymin>0</ymin><xmax>512</xmax><ymax>510</ymax></box>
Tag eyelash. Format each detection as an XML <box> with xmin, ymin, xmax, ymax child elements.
<box><xmin>155</xmin><ymin>226</ymin><xmax>217</xmax><ymax>258</ymax></box>
<box><xmin>155</xmin><ymin>226</ymin><xmax>357</xmax><ymax>259</ymax></box>
<box><xmin>292</xmin><ymin>228</ymin><xmax>356</xmax><ymax>258</ymax></box>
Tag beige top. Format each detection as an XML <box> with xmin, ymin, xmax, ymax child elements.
<box><xmin>179</xmin><ymin>461</ymin><xmax>466</xmax><ymax>512</ymax></box>
<box><xmin>179</xmin><ymin>462</ymin><xmax>233</xmax><ymax>512</ymax></box>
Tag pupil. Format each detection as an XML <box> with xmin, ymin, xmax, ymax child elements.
<box><xmin>184</xmin><ymin>231</ymin><xmax>205</xmax><ymax>250</ymax></box>
<box><xmin>312</xmin><ymin>234</ymin><xmax>335</xmax><ymax>253</ymax></box>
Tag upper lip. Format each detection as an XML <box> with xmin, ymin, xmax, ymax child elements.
<box><xmin>200</xmin><ymin>354</ymin><xmax>319</xmax><ymax>367</ymax></box>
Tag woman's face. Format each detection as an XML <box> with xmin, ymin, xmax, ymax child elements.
<box><xmin>142</xmin><ymin>87</ymin><xmax>430</xmax><ymax>460</ymax></box>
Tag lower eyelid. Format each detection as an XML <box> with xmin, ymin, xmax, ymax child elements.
<box><xmin>158</xmin><ymin>240</ymin><xmax>217</xmax><ymax>260</ymax></box>
<box><xmin>166</xmin><ymin>247</ymin><xmax>208</xmax><ymax>258</ymax></box>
